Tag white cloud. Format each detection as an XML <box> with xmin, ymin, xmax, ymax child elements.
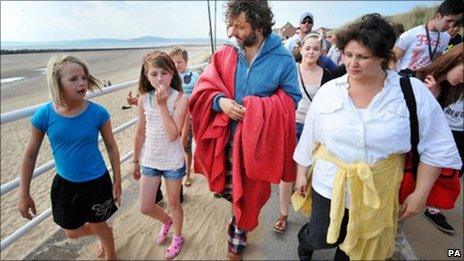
<box><xmin>1</xmin><ymin>1</ymin><xmax>441</xmax><ymax>42</ymax></box>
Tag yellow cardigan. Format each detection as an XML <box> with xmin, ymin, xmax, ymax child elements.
<box><xmin>292</xmin><ymin>145</ymin><xmax>405</xmax><ymax>260</ymax></box>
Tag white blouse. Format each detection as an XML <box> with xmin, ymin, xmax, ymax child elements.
<box><xmin>293</xmin><ymin>70</ymin><xmax>462</xmax><ymax>204</ymax></box>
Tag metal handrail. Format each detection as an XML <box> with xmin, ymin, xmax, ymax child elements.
<box><xmin>0</xmin><ymin>80</ymin><xmax>138</xmax><ymax>125</ymax></box>
<box><xmin>0</xmin><ymin>118</ymin><xmax>138</xmax><ymax>196</ymax></box>
<box><xmin>0</xmin><ymin>62</ymin><xmax>208</xmax><ymax>125</ymax></box>
<box><xmin>1</xmin><ymin>62</ymin><xmax>209</xmax><ymax>194</ymax></box>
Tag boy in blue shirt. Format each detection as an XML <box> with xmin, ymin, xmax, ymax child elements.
<box><xmin>169</xmin><ymin>46</ymin><xmax>200</xmax><ymax>187</ymax></box>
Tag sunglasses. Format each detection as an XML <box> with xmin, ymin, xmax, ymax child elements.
<box><xmin>301</xmin><ymin>19</ymin><xmax>313</xmax><ymax>25</ymax></box>
<box><xmin>183</xmin><ymin>72</ymin><xmax>192</xmax><ymax>84</ymax></box>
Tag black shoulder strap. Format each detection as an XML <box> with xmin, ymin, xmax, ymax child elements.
<box><xmin>425</xmin><ymin>23</ymin><xmax>440</xmax><ymax>61</ymax></box>
<box><xmin>400</xmin><ymin>77</ymin><xmax>420</xmax><ymax>175</ymax></box>
<box><xmin>298</xmin><ymin>64</ymin><xmax>313</xmax><ymax>101</ymax></box>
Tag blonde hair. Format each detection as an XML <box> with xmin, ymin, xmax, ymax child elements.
<box><xmin>169</xmin><ymin>46</ymin><xmax>189</xmax><ymax>62</ymax></box>
<box><xmin>46</xmin><ymin>54</ymin><xmax>101</xmax><ymax>106</ymax></box>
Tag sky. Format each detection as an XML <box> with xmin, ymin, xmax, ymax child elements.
<box><xmin>1</xmin><ymin>1</ymin><xmax>442</xmax><ymax>42</ymax></box>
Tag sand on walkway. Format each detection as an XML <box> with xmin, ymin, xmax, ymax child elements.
<box><xmin>0</xmin><ymin>45</ymin><xmax>214</xmax><ymax>260</ymax></box>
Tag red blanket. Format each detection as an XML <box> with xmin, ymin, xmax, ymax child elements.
<box><xmin>189</xmin><ymin>45</ymin><xmax>296</xmax><ymax>230</ymax></box>
<box><xmin>189</xmin><ymin>45</ymin><xmax>236</xmax><ymax>194</ymax></box>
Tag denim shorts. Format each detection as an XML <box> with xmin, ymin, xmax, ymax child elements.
<box><xmin>141</xmin><ymin>164</ymin><xmax>186</xmax><ymax>180</ymax></box>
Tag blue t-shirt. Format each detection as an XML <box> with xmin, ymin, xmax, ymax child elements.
<box><xmin>179</xmin><ymin>70</ymin><xmax>199</xmax><ymax>98</ymax></box>
<box><xmin>319</xmin><ymin>55</ymin><xmax>337</xmax><ymax>72</ymax></box>
<box><xmin>31</xmin><ymin>101</ymin><xmax>110</xmax><ymax>182</ymax></box>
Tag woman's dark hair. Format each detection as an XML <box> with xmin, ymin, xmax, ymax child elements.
<box><xmin>226</xmin><ymin>0</ymin><xmax>275</xmax><ymax>38</ymax></box>
<box><xmin>415</xmin><ymin>43</ymin><xmax>463</xmax><ymax>107</ymax></box>
<box><xmin>336</xmin><ymin>13</ymin><xmax>396</xmax><ymax>69</ymax></box>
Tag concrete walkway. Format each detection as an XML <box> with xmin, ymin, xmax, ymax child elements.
<box><xmin>25</xmin><ymin>177</ymin><xmax>463</xmax><ymax>260</ymax></box>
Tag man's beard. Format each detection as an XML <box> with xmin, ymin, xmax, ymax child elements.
<box><xmin>301</xmin><ymin>26</ymin><xmax>312</xmax><ymax>34</ymax></box>
<box><xmin>241</xmin><ymin>30</ymin><xmax>258</xmax><ymax>47</ymax></box>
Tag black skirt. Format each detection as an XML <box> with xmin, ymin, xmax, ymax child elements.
<box><xmin>50</xmin><ymin>171</ymin><xmax>118</xmax><ymax>230</ymax></box>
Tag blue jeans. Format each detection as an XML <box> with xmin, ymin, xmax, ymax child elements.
<box><xmin>141</xmin><ymin>164</ymin><xmax>185</xmax><ymax>180</ymax></box>
<box><xmin>297</xmin><ymin>189</ymin><xmax>349</xmax><ymax>260</ymax></box>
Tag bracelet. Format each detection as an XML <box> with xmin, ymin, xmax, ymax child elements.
<box><xmin>132</xmin><ymin>160</ymin><xmax>139</xmax><ymax>163</ymax></box>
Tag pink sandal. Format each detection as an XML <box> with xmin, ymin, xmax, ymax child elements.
<box><xmin>165</xmin><ymin>235</ymin><xmax>184</xmax><ymax>259</ymax></box>
<box><xmin>156</xmin><ymin>220</ymin><xmax>173</xmax><ymax>244</ymax></box>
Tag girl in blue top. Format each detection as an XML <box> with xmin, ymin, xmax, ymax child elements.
<box><xmin>19</xmin><ymin>54</ymin><xmax>121</xmax><ymax>260</ymax></box>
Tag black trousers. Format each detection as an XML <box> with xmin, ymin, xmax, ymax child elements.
<box><xmin>297</xmin><ymin>188</ymin><xmax>350</xmax><ymax>261</ymax></box>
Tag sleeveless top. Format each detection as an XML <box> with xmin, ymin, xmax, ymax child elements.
<box><xmin>141</xmin><ymin>89</ymin><xmax>185</xmax><ymax>170</ymax></box>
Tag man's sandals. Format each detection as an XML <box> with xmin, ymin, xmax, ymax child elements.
<box><xmin>273</xmin><ymin>214</ymin><xmax>288</xmax><ymax>233</ymax></box>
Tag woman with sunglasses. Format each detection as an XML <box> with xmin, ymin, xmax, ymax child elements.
<box><xmin>273</xmin><ymin>33</ymin><xmax>333</xmax><ymax>234</ymax></box>
<box><xmin>293</xmin><ymin>14</ymin><xmax>461</xmax><ymax>260</ymax></box>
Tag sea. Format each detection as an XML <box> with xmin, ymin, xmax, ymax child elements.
<box><xmin>1</xmin><ymin>38</ymin><xmax>215</xmax><ymax>86</ymax></box>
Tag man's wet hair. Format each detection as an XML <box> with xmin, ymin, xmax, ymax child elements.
<box><xmin>226</xmin><ymin>0</ymin><xmax>275</xmax><ymax>38</ymax></box>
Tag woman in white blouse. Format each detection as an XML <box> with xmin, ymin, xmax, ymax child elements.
<box><xmin>293</xmin><ymin>14</ymin><xmax>461</xmax><ymax>260</ymax></box>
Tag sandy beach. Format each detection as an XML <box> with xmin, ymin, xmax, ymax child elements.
<box><xmin>0</xmin><ymin>45</ymin><xmax>214</xmax><ymax>260</ymax></box>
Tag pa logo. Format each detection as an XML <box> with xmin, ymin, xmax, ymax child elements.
<box><xmin>448</xmin><ymin>249</ymin><xmax>461</xmax><ymax>257</ymax></box>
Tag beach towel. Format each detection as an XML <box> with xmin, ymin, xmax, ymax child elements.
<box><xmin>189</xmin><ymin>45</ymin><xmax>297</xmax><ymax>230</ymax></box>
<box><xmin>189</xmin><ymin>45</ymin><xmax>236</xmax><ymax>194</ymax></box>
<box><xmin>232</xmin><ymin>89</ymin><xmax>296</xmax><ymax>230</ymax></box>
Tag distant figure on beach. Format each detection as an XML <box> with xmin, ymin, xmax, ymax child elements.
<box><xmin>189</xmin><ymin>0</ymin><xmax>301</xmax><ymax>259</ymax></box>
<box><xmin>169</xmin><ymin>46</ymin><xmax>200</xmax><ymax>188</ymax></box>
<box><xmin>327</xmin><ymin>35</ymin><xmax>342</xmax><ymax>66</ymax></box>
<box><xmin>107</xmin><ymin>80</ymin><xmax>112</xmax><ymax>86</ymax></box>
<box><xmin>317</xmin><ymin>26</ymin><xmax>331</xmax><ymax>55</ymax></box>
<box><xmin>293</xmin><ymin>14</ymin><xmax>461</xmax><ymax>260</ymax></box>
<box><xmin>19</xmin><ymin>54</ymin><xmax>121</xmax><ymax>260</ymax></box>
<box><xmin>393</xmin><ymin>0</ymin><xmax>463</xmax><ymax>73</ymax></box>
<box><xmin>131</xmin><ymin>51</ymin><xmax>188</xmax><ymax>259</ymax></box>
